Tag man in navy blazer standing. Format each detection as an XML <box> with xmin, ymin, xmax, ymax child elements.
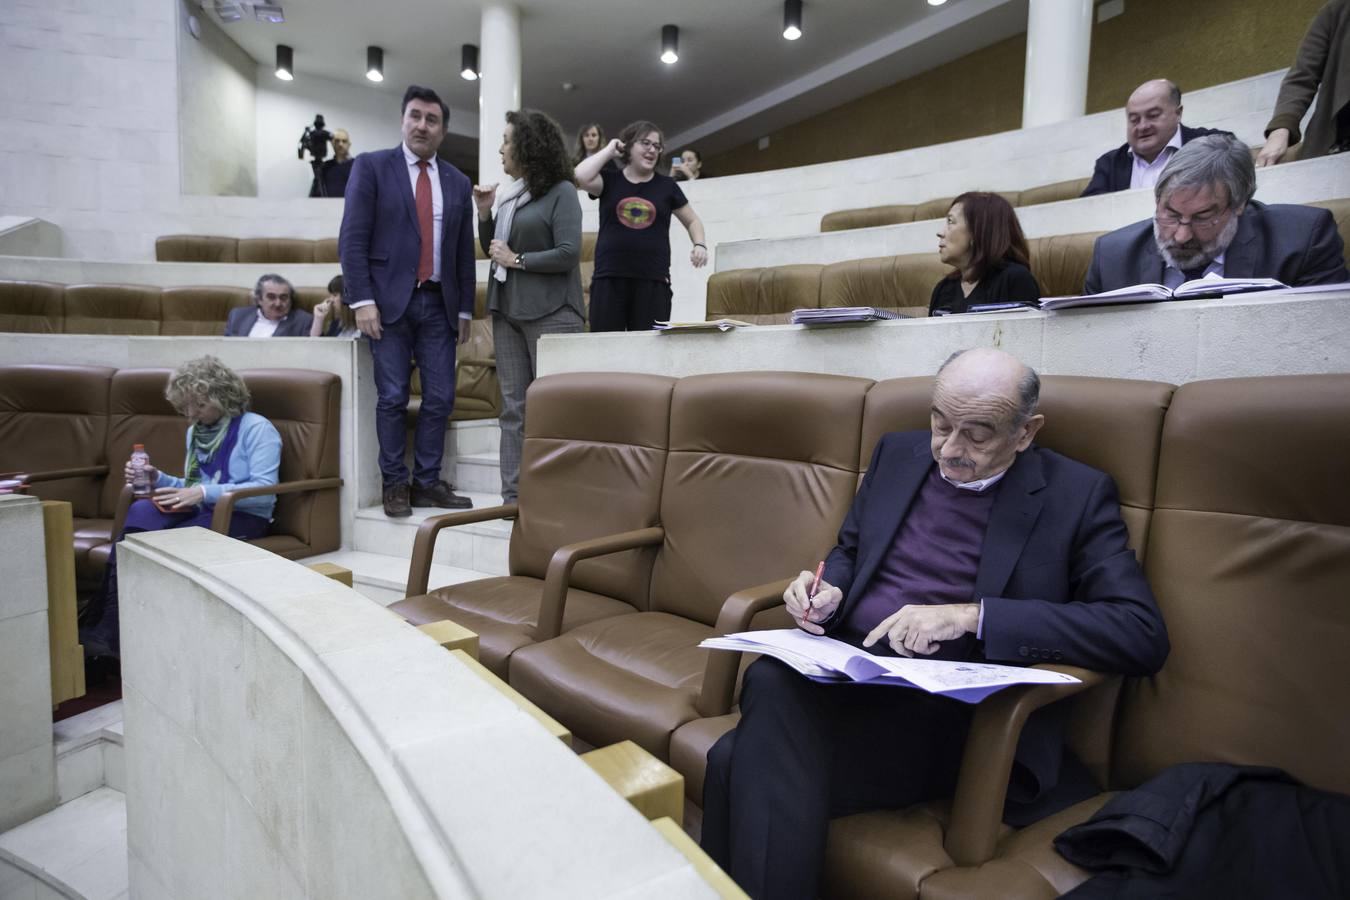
<box><xmin>701</xmin><ymin>348</ymin><xmax>1170</xmax><ymax>900</ymax></box>
<box><xmin>340</xmin><ymin>85</ymin><xmax>475</xmax><ymax>517</ymax></box>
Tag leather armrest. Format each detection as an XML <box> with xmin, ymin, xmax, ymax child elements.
<box><xmin>695</xmin><ymin>577</ymin><xmax>792</xmax><ymax>717</ymax></box>
<box><xmin>405</xmin><ymin>504</ymin><xmax>519</xmax><ymax>596</ymax></box>
<box><xmin>943</xmin><ymin>664</ymin><xmax>1107</xmax><ymax>866</ymax></box>
<box><xmin>208</xmin><ymin>477</ymin><xmax>344</xmax><ymax>534</ymax></box>
<box><xmin>17</xmin><ymin>465</ymin><xmax>109</xmax><ymax>484</ymax></box>
<box><xmin>533</xmin><ymin>527</ymin><xmax>665</xmax><ymax>642</ymax></box>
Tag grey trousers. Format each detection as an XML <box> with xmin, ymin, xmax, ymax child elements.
<box><xmin>493</xmin><ymin>305</ymin><xmax>585</xmax><ymax>502</ymax></box>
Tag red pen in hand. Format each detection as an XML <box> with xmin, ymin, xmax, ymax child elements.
<box><xmin>804</xmin><ymin>561</ymin><xmax>825</xmax><ymax>623</ymax></box>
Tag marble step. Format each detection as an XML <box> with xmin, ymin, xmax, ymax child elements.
<box><xmin>53</xmin><ymin>701</ymin><xmax>125</xmax><ymax>807</ymax></box>
<box><xmin>351</xmin><ymin>490</ymin><xmax>512</xmax><ymax>577</ymax></box>
<box><xmin>451</xmin><ymin>452</ymin><xmax>503</xmax><ymax>495</ymax></box>
<box><xmin>450</xmin><ymin>418</ymin><xmax>501</xmax><ymax>457</ymax></box>
<box><xmin>304</xmin><ymin>549</ymin><xmax>489</xmax><ymax>606</ymax></box>
<box><xmin>0</xmin><ymin>787</ymin><xmax>128</xmax><ymax>900</ymax></box>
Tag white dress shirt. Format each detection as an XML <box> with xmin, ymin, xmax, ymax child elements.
<box><xmin>247</xmin><ymin>309</ymin><xmax>281</xmax><ymax>337</ymax></box>
<box><xmin>1163</xmin><ymin>252</ymin><xmax>1226</xmax><ymax>289</ymax></box>
<box><xmin>1128</xmin><ymin>126</ymin><xmax>1184</xmax><ymax>191</ymax></box>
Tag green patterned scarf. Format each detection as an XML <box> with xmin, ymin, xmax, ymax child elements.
<box><xmin>183</xmin><ymin>417</ymin><xmax>232</xmax><ymax>488</ymax></box>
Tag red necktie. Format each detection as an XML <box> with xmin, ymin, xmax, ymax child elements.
<box><xmin>415</xmin><ymin>160</ymin><xmax>434</xmax><ymax>284</ymax></box>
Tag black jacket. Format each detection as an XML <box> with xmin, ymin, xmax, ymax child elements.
<box><xmin>1080</xmin><ymin>125</ymin><xmax>1234</xmax><ymax>196</ymax></box>
<box><xmin>1056</xmin><ymin>763</ymin><xmax>1350</xmax><ymax>899</ymax></box>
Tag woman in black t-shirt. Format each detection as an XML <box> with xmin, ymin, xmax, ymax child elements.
<box><xmin>929</xmin><ymin>192</ymin><xmax>1040</xmax><ymax>316</ymax></box>
<box><xmin>576</xmin><ymin>119</ymin><xmax>709</xmax><ymax>331</ymax></box>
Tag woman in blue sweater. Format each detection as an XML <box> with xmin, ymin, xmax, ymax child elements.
<box><xmin>82</xmin><ymin>355</ymin><xmax>282</xmax><ymax>659</ymax></box>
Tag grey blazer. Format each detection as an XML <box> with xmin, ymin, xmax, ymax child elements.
<box><xmin>1083</xmin><ymin>201</ymin><xmax>1349</xmax><ymax>293</ymax></box>
<box><xmin>224</xmin><ymin>306</ymin><xmax>315</xmax><ymax>337</ymax></box>
<box><xmin>478</xmin><ymin>179</ymin><xmax>585</xmax><ymax>322</ymax></box>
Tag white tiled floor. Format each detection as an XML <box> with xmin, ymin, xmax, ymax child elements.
<box><xmin>0</xmin><ymin>788</ymin><xmax>127</xmax><ymax>900</ymax></box>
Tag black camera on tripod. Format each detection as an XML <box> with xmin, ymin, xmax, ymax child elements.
<box><xmin>298</xmin><ymin>114</ymin><xmax>332</xmax><ymax>162</ymax></box>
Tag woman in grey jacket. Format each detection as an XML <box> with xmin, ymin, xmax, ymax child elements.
<box><xmin>472</xmin><ymin>109</ymin><xmax>586</xmax><ymax>504</ymax></box>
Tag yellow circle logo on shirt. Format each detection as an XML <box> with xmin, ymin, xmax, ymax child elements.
<box><xmin>617</xmin><ymin>196</ymin><xmax>657</xmax><ymax>230</ymax></box>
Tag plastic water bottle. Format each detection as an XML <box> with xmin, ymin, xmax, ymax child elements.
<box><xmin>130</xmin><ymin>444</ymin><xmax>152</xmax><ymax>498</ymax></box>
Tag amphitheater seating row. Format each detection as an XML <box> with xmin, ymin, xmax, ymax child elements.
<box><xmin>390</xmin><ymin>369</ymin><xmax>1350</xmax><ymax>899</ymax></box>
<box><xmin>718</xmin><ymin>198</ymin><xmax>1350</xmax><ymax>322</ymax></box>
<box><xmin>0</xmin><ymin>279</ymin><xmax>502</xmax><ymax>422</ymax></box>
<box><xmin>0</xmin><ymin>365</ymin><xmax>343</xmax><ymax>590</ymax></box>
<box><xmin>819</xmin><ymin>178</ymin><xmax>1091</xmax><ymax>233</ymax></box>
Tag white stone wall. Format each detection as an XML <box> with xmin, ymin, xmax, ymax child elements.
<box><xmin>536</xmin><ymin>290</ymin><xmax>1350</xmax><ymax>385</ymax></box>
<box><xmin>119</xmin><ymin>529</ymin><xmax>716</xmax><ymax>899</ymax></box>
<box><xmin>176</xmin><ymin>1</ymin><xmax>257</xmax><ymax>197</ymax></box>
<box><xmin>0</xmin><ymin>495</ymin><xmax>56</xmax><ymax>834</ymax></box>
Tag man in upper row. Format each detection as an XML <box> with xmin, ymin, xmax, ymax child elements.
<box><xmin>1081</xmin><ymin>79</ymin><xmax>1233</xmax><ymax>196</ymax></box>
<box><xmin>1085</xmin><ymin>133</ymin><xmax>1348</xmax><ymax>293</ymax></box>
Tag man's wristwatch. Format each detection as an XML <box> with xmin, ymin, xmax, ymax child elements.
<box><xmin>514</xmin><ymin>253</ymin><xmax>525</xmax><ymax>269</ymax></box>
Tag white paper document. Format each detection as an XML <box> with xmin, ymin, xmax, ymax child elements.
<box><xmin>700</xmin><ymin>628</ymin><xmax>1080</xmax><ymax>703</ymax></box>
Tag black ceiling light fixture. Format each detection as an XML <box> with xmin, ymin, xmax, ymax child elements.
<box><xmin>661</xmin><ymin>24</ymin><xmax>679</xmax><ymax>65</ymax></box>
<box><xmin>783</xmin><ymin>0</ymin><xmax>803</xmax><ymax>40</ymax></box>
<box><xmin>275</xmin><ymin>44</ymin><xmax>293</xmax><ymax>81</ymax></box>
<box><xmin>461</xmin><ymin>43</ymin><xmax>480</xmax><ymax>81</ymax></box>
<box><xmin>366</xmin><ymin>46</ymin><xmax>384</xmax><ymax>82</ymax></box>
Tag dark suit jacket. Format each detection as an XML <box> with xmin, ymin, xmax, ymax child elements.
<box><xmin>820</xmin><ymin>432</ymin><xmax>1168</xmax><ymax>817</ymax></box>
<box><xmin>1081</xmin><ymin>125</ymin><xmax>1234</xmax><ymax>197</ymax></box>
<box><xmin>338</xmin><ymin>146</ymin><xmax>475</xmax><ymax>325</ymax></box>
<box><xmin>223</xmin><ymin>306</ymin><xmax>313</xmax><ymax>337</ymax></box>
<box><xmin>1083</xmin><ymin>200</ymin><xmax>1350</xmax><ymax>293</ymax></box>
<box><xmin>478</xmin><ymin>179</ymin><xmax>586</xmax><ymax>322</ymax></box>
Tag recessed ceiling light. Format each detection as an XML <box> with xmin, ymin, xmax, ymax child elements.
<box><xmin>366</xmin><ymin>46</ymin><xmax>383</xmax><ymax>82</ymax></box>
<box><xmin>275</xmin><ymin>44</ymin><xmax>293</xmax><ymax>80</ymax></box>
<box><xmin>783</xmin><ymin>0</ymin><xmax>803</xmax><ymax>40</ymax></box>
<box><xmin>927</xmin><ymin>0</ymin><xmax>949</xmax><ymax>6</ymax></box>
<box><xmin>661</xmin><ymin>24</ymin><xmax>678</xmax><ymax>65</ymax></box>
<box><xmin>461</xmin><ymin>44</ymin><xmax>479</xmax><ymax>81</ymax></box>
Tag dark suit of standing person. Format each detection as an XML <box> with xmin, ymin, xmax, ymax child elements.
<box><xmin>700</xmin><ymin>348</ymin><xmax>1170</xmax><ymax>900</ymax></box>
<box><xmin>1084</xmin><ymin>133</ymin><xmax>1349</xmax><ymax>293</ymax></box>
<box><xmin>339</xmin><ymin>85</ymin><xmax>475</xmax><ymax>518</ymax></box>
<box><xmin>1082</xmin><ymin>79</ymin><xmax>1233</xmax><ymax>196</ymax></box>
<box><xmin>472</xmin><ymin>109</ymin><xmax>585</xmax><ymax>504</ymax></box>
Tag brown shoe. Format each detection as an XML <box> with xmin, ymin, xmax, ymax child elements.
<box><xmin>411</xmin><ymin>479</ymin><xmax>473</xmax><ymax>509</ymax></box>
<box><xmin>382</xmin><ymin>483</ymin><xmax>412</xmax><ymax>517</ymax></box>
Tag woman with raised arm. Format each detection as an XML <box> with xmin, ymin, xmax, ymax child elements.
<box><xmin>575</xmin><ymin>119</ymin><xmax>709</xmax><ymax>331</ymax></box>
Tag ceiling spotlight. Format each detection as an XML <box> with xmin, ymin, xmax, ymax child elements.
<box><xmin>927</xmin><ymin>0</ymin><xmax>949</xmax><ymax>5</ymax></box>
<box><xmin>660</xmin><ymin>24</ymin><xmax>679</xmax><ymax>65</ymax></box>
<box><xmin>783</xmin><ymin>0</ymin><xmax>803</xmax><ymax>40</ymax></box>
<box><xmin>253</xmin><ymin>2</ymin><xmax>284</xmax><ymax>23</ymax></box>
<box><xmin>275</xmin><ymin>44</ymin><xmax>293</xmax><ymax>81</ymax></box>
<box><xmin>461</xmin><ymin>43</ymin><xmax>479</xmax><ymax>81</ymax></box>
<box><xmin>212</xmin><ymin>0</ymin><xmax>243</xmax><ymax>22</ymax></box>
<box><xmin>366</xmin><ymin>46</ymin><xmax>384</xmax><ymax>82</ymax></box>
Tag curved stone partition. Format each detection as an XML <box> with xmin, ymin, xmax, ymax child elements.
<box><xmin>118</xmin><ymin>528</ymin><xmax>715</xmax><ymax>899</ymax></box>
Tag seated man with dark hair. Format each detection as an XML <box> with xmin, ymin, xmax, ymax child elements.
<box><xmin>225</xmin><ymin>273</ymin><xmax>314</xmax><ymax>336</ymax></box>
<box><xmin>701</xmin><ymin>347</ymin><xmax>1170</xmax><ymax>900</ymax></box>
<box><xmin>1082</xmin><ymin>79</ymin><xmax>1234</xmax><ymax>196</ymax></box>
<box><xmin>1084</xmin><ymin>133</ymin><xmax>1349</xmax><ymax>293</ymax></box>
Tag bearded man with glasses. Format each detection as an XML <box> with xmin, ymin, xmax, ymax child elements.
<box><xmin>1084</xmin><ymin>133</ymin><xmax>1347</xmax><ymax>293</ymax></box>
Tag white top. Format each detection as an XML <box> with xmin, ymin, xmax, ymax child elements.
<box><xmin>247</xmin><ymin>309</ymin><xmax>281</xmax><ymax>337</ymax></box>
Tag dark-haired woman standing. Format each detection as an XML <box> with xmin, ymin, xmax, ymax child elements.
<box><xmin>575</xmin><ymin>119</ymin><xmax>708</xmax><ymax>331</ymax></box>
<box><xmin>929</xmin><ymin>192</ymin><xmax>1041</xmax><ymax>315</ymax></box>
<box><xmin>472</xmin><ymin>109</ymin><xmax>586</xmax><ymax>504</ymax></box>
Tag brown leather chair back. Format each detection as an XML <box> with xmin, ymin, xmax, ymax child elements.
<box><xmin>63</xmin><ymin>284</ymin><xmax>161</xmax><ymax>335</ymax></box>
<box><xmin>819</xmin><ymin>257</ymin><xmax>922</xmax><ymax>313</ymax></box>
<box><xmin>858</xmin><ymin>376</ymin><xmax>935</xmax><ymax>476</ymax></box>
<box><xmin>705</xmin><ymin>266</ymin><xmax>822</xmax><ymax>324</ymax></box>
<box><xmin>293</xmin><ymin>287</ymin><xmax>326</xmax><ymax>314</ymax></box>
<box><xmin>1306</xmin><ymin>198</ymin><xmax>1350</xmax><ymax>263</ymax></box>
<box><xmin>101</xmin><ymin>369</ymin><xmax>184</xmax><ymax>517</ymax></box>
<box><xmin>0</xmin><ymin>280</ymin><xmax>64</xmax><ymax>333</ymax></box>
<box><xmin>1114</xmin><ymin>374</ymin><xmax>1350</xmax><ymax>797</ymax></box>
<box><xmin>580</xmin><ymin>232</ymin><xmax>598</xmax><ymax>261</ymax></box>
<box><xmin>241</xmin><ymin>369</ymin><xmax>341</xmax><ymax>557</ymax></box>
<box><xmin>160</xmin><ymin>286</ymin><xmax>251</xmax><ymax>336</ymax></box>
<box><xmin>155</xmin><ymin>235</ymin><xmax>238</xmax><ymax>262</ymax></box>
<box><xmin>236</xmin><ymin>238</ymin><xmax>316</xmax><ymax>264</ymax></box>
<box><xmin>314</xmin><ymin>238</ymin><xmax>340</xmax><ymax>263</ymax></box>
<box><xmin>820</xmin><ymin>205</ymin><xmax>916</xmax><ymax>232</ymax></box>
<box><xmin>1017</xmin><ymin>177</ymin><xmax>1092</xmax><ymax>207</ymax></box>
<box><xmin>893</xmin><ymin>251</ymin><xmax>952</xmax><ymax>309</ymax></box>
<box><xmin>649</xmin><ymin>372</ymin><xmax>869</xmax><ymax>625</ymax></box>
<box><xmin>509</xmin><ymin>373</ymin><xmax>675</xmax><ymax>606</ymax></box>
<box><xmin>913</xmin><ymin>196</ymin><xmax>956</xmax><ymax>221</ymax></box>
<box><xmin>0</xmin><ymin>364</ymin><xmax>115</xmax><ymax>517</ymax></box>
<box><xmin>1029</xmin><ymin>232</ymin><xmax>1106</xmax><ymax>297</ymax></box>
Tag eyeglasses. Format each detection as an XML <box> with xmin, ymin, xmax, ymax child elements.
<box><xmin>633</xmin><ymin>138</ymin><xmax>663</xmax><ymax>152</ymax></box>
<box><xmin>1155</xmin><ymin>206</ymin><xmax>1231</xmax><ymax>233</ymax></box>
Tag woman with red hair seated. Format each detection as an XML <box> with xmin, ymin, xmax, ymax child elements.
<box><xmin>929</xmin><ymin>192</ymin><xmax>1041</xmax><ymax>315</ymax></box>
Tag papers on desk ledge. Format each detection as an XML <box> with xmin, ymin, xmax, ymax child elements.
<box><xmin>700</xmin><ymin>628</ymin><xmax>1080</xmax><ymax>703</ymax></box>
<box><xmin>1040</xmin><ymin>276</ymin><xmax>1287</xmax><ymax>310</ymax></box>
<box><xmin>654</xmin><ymin>319</ymin><xmax>753</xmax><ymax>332</ymax></box>
<box><xmin>791</xmin><ymin>307</ymin><xmax>909</xmax><ymax>325</ymax></box>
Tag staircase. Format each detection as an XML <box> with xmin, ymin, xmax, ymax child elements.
<box><xmin>309</xmin><ymin>417</ymin><xmax>511</xmax><ymax>606</ymax></box>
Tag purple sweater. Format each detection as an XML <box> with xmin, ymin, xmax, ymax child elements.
<box><xmin>837</xmin><ymin>466</ymin><xmax>1000</xmax><ymax>659</ymax></box>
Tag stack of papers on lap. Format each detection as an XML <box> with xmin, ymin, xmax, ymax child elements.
<box><xmin>1040</xmin><ymin>276</ymin><xmax>1287</xmax><ymax>310</ymax></box>
<box><xmin>699</xmin><ymin>628</ymin><xmax>1080</xmax><ymax>703</ymax></box>
<box><xmin>654</xmin><ymin>318</ymin><xmax>752</xmax><ymax>332</ymax></box>
<box><xmin>791</xmin><ymin>307</ymin><xmax>909</xmax><ymax>324</ymax></box>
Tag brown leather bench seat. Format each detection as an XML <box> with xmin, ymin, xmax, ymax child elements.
<box><xmin>393</xmin><ymin>367</ymin><xmax>1350</xmax><ymax>898</ymax></box>
<box><xmin>820</xmin><ymin>179</ymin><xmax>1091</xmax><ymax>232</ymax></box>
<box><xmin>0</xmin><ymin>364</ymin><xmax>342</xmax><ymax>589</ymax></box>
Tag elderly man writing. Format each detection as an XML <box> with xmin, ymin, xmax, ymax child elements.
<box><xmin>701</xmin><ymin>347</ymin><xmax>1170</xmax><ymax>900</ymax></box>
<box><xmin>1085</xmin><ymin>133</ymin><xmax>1348</xmax><ymax>292</ymax></box>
